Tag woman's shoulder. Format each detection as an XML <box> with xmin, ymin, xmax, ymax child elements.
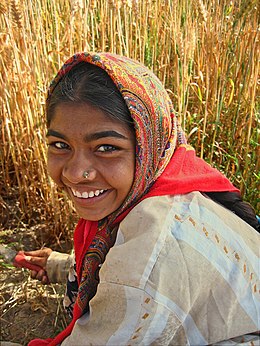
<box><xmin>118</xmin><ymin>191</ymin><xmax>259</xmax><ymax>269</ymax></box>
<box><xmin>108</xmin><ymin>192</ymin><xmax>259</xmax><ymax>285</ymax></box>
<box><xmin>123</xmin><ymin>191</ymin><xmax>258</xmax><ymax>236</ymax></box>
<box><xmin>99</xmin><ymin>192</ymin><xmax>259</xmax><ymax>344</ymax></box>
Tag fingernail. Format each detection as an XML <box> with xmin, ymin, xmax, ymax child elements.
<box><xmin>25</xmin><ymin>256</ymin><xmax>31</xmax><ymax>261</ymax></box>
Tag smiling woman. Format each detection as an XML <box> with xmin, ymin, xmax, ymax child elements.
<box><xmin>47</xmin><ymin>102</ymin><xmax>135</xmax><ymax>221</ymax></box>
<box><xmin>20</xmin><ymin>52</ymin><xmax>259</xmax><ymax>346</ymax></box>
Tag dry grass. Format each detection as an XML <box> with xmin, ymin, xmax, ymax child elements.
<box><xmin>0</xmin><ymin>0</ymin><xmax>259</xmax><ymax>244</ymax></box>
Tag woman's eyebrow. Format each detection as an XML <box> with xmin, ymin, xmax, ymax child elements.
<box><xmin>84</xmin><ymin>130</ymin><xmax>128</xmax><ymax>142</ymax></box>
<box><xmin>46</xmin><ymin>129</ymin><xmax>128</xmax><ymax>141</ymax></box>
<box><xmin>46</xmin><ymin>129</ymin><xmax>66</xmax><ymax>139</ymax></box>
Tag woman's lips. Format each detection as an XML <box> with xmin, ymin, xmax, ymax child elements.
<box><xmin>71</xmin><ymin>188</ymin><xmax>107</xmax><ymax>199</ymax></box>
<box><xmin>68</xmin><ymin>187</ymin><xmax>111</xmax><ymax>206</ymax></box>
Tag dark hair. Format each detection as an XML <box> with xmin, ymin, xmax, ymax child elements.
<box><xmin>205</xmin><ymin>191</ymin><xmax>260</xmax><ymax>232</ymax></box>
<box><xmin>46</xmin><ymin>62</ymin><xmax>134</xmax><ymax>131</ymax></box>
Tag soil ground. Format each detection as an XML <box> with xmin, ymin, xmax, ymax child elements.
<box><xmin>0</xmin><ymin>197</ymin><xmax>71</xmax><ymax>346</ymax></box>
<box><xmin>0</xmin><ymin>266</ymin><xmax>69</xmax><ymax>345</ymax></box>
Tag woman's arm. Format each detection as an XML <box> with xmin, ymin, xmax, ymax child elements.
<box><xmin>24</xmin><ymin>249</ymin><xmax>74</xmax><ymax>284</ymax></box>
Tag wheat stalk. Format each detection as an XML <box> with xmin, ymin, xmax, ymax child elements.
<box><xmin>1</xmin><ymin>0</ymin><xmax>259</xmax><ymax>244</ymax></box>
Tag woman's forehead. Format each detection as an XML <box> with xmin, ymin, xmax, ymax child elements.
<box><xmin>49</xmin><ymin>103</ymin><xmax>134</xmax><ymax>137</ymax></box>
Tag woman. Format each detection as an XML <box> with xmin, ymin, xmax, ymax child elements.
<box><xmin>25</xmin><ymin>52</ymin><xmax>259</xmax><ymax>345</ymax></box>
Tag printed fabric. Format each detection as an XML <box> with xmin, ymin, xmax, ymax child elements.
<box><xmin>62</xmin><ymin>192</ymin><xmax>260</xmax><ymax>345</ymax></box>
<box><xmin>37</xmin><ymin>192</ymin><xmax>260</xmax><ymax>345</ymax></box>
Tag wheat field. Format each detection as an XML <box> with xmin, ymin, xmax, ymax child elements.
<box><xmin>1</xmin><ymin>0</ymin><xmax>259</xmax><ymax>243</ymax></box>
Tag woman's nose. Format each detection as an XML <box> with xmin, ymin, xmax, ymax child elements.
<box><xmin>62</xmin><ymin>153</ymin><xmax>96</xmax><ymax>183</ymax></box>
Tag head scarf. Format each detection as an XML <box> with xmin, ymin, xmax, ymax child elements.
<box><xmin>47</xmin><ymin>52</ymin><xmax>187</xmax><ymax>220</ymax></box>
<box><xmin>30</xmin><ymin>52</ymin><xmax>238</xmax><ymax>346</ymax></box>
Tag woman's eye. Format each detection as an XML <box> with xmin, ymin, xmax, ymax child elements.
<box><xmin>49</xmin><ymin>141</ymin><xmax>70</xmax><ymax>150</ymax></box>
<box><xmin>97</xmin><ymin>145</ymin><xmax>117</xmax><ymax>152</ymax></box>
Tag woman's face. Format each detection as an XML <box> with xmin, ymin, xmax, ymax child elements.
<box><xmin>47</xmin><ymin>103</ymin><xmax>136</xmax><ymax>221</ymax></box>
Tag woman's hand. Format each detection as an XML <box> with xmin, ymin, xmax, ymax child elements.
<box><xmin>24</xmin><ymin>248</ymin><xmax>52</xmax><ymax>285</ymax></box>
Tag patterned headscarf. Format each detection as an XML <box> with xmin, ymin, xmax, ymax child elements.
<box><xmin>47</xmin><ymin>52</ymin><xmax>186</xmax><ymax>223</ymax></box>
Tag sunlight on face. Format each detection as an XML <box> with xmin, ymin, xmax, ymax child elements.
<box><xmin>47</xmin><ymin>103</ymin><xmax>136</xmax><ymax>221</ymax></box>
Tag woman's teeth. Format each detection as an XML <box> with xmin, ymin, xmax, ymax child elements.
<box><xmin>71</xmin><ymin>188</ymin><xmax>106</xmax><ymax>199</ymax></box>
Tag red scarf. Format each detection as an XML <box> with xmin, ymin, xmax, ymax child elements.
<box><xmin>28</xmin><ymin>146</ymin><xmax>238</xmax><ymax>346</ymax></box>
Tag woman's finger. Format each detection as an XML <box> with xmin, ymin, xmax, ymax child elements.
<box><xmin>24</xmin><ymin>248</ymin><xmax>52</xmax><ymax>258</ymax></box>
<box><xmin>35</xmin><ymin>269</ymin><xmax>47</xmax><ymax>281</ymax></box>
<box><xmin>41</xmin><ymin>275</ymin><xmax>50</xmax><ymax>285</ymax></box>
<box><xmin>30</xmin><ymin>269</ymin><xmax>49</xmax><ymax>284</ymax></box>
<box><xmin>25</xmin><ymin>255</ymin><xmax>47</xmax><ymax>268</ymax></box>
<box><xmin>30</xmin><ymin>270</ymin><xmax>38</xmax><ymax>279</ymax></box>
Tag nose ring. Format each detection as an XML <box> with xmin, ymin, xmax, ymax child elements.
<box><xmin>83</xmin><ymin>171</ymin><xmax>90</xmax><ymax>179</ymax></box>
